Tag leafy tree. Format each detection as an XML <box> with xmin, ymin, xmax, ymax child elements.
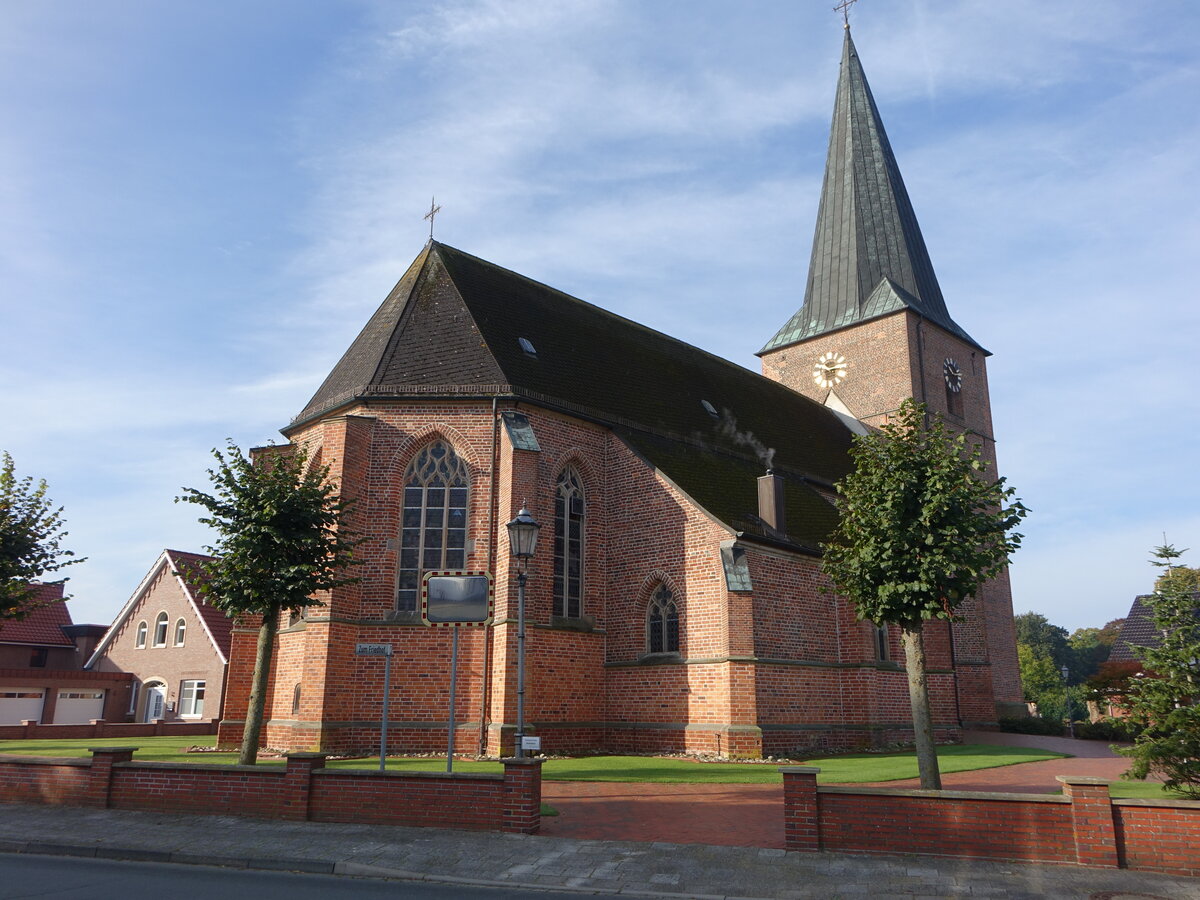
<box><xmin>1156</xmin><ymin>564</ymin><xmax>1200</xmax><ymax>595</ymax></box>
<box><xmin>1014</xmin><ymin>612</ymin><xmax>1071</xmax><ymax>672</ymax></box>
<box><xmin>1067</xmin><ymin>619</ymin><xmax>1124</xmax><ymax>682</ymax></box>
<box><xmin>1116</xmin><ymin>544</ymin><xmax>1200</xmax><ymax>798</ymax></box>
<box><xmin>823</xmin><ymin>399</ymin><xmax>1027</xmax><ymax>788</ymax></box>
<box><xmin>1017</xmin><ymin>643</ymin><xmax>1063</xmax><ymax>712</ymax></box>
<box><xmin>177</xmin><ymin>442</ymin><xmax>361</xmax><ymax>765</ymax></box>
<box><xmin>1083</xmin><ymin>659</ymin><xmax>1142</xmax><ymax>710</ymax></box>
<box><xmin>1</xmin><ymin>452</ymin><xmax>86</xmax><ymax>618</ymax></box>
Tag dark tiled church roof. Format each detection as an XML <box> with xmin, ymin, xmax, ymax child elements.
<box><xmin>292</xmin><ymin>242</ymin><xmax>856</xmax><ymax>551</ymax></box>
<box><xmin>760</xmin><ymin>29</ymin><xmax>982</xmax><ymax>355</ymax></box>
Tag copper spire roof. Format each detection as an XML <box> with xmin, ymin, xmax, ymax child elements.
<box><xmin>760</xmin><ymin>29</ymin><xmax>982</xmax><ymax>355</ymax></box>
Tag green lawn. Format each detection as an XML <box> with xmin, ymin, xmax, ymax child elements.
<box><xmin>1</xmin><ymin>737</ymin><xmax>1062</xmax><ymax>783</ymax></box>
<box><xmin>3</xmin><ymin>735</ymin><xmax>1189</xmax><ymax>799</ymax></box>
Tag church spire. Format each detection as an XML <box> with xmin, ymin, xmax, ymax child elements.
<box><xmin>760</xmin><ymin>29</ymin><xmax>982</xmax><ymax>355</ymax></box>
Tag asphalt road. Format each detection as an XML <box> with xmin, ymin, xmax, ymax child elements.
<box><xmin>0</xmin><ymin>854</ymin><xmax>604</xmax><ymax>900</ymax></box>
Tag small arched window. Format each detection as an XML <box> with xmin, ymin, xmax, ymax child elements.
<box><xmin>174</xmin><ymin>618</ymin><xmax>187</xmax><ymax>646</ymax></box>
<box><xmin>553</xmin><ymin>467</ymin><xmax>585</xmax><ymax>618</ymax></box>
<box><xmin>397</xmin><ymin>441</ymin><xmax>469</xmax><ymax>611</ymax></box>
<box><xmin>135</xmin><ymin>621</ymin><xmax>148</xmax><ymax>648</ymax></box>
<box><xmin>647</xmin><ymin>584</ymin><xmax>680</xmax><ymax>654</ymax></box>
<box><xmin>153</xmin><ymin>612</ymin><xmax>169</xmax><ymax>647</ymax></box>
<box><xmin>292</xmin><ymin>683</ymin><xmax>302</xmax><ymax>715</ymax></box>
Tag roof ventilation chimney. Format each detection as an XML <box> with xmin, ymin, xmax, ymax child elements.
<box><xmin>757</xmin><ymin>470</ymin><xmax>786</xmax><ymax>535</ymax></box>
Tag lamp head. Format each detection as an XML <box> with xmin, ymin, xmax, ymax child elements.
<box><xmin>506</xmin><ymin>504</ymin><xmax>541</xmax><ymax>560</ymax></box>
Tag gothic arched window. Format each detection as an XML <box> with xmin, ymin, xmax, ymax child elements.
<box><xmin>396</xmin><ymin>440</ymin><xmax>469</xmax><ymax>611</ymax></box>
<box><xmin>647</xmin><ymin>584</ymin><xmax>680</xmax><ymax>654</ymax></box>
<box><xmin>553</xmin><ymin>467</ymin><xmax>585</xmax><ymax>618</ymax></box>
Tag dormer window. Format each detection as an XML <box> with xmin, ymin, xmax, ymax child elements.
<box><xmin>518</xmin><ymin>337</ymin><xmax>537</xmax><ymax>358</ymax></box>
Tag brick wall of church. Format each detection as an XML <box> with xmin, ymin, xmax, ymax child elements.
<box><xmin>218</xmin><ymin>391</ymin><xmax>999</xmax><ymax>758</ymax></box>
<box><xmin>742</xmin><ymin>545</ymin><xmax>963</xmax><ymax>755</ymax></box>
<box><xmin>758</xmin><ymin>312</ymin><xmax>1021</xmax><ymax>716</ymax></box>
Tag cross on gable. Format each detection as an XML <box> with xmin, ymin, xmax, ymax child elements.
<box><xmin>424</xmin><ymin>197</ymin><xmax>442</xmax><ymax>239</ymax></box>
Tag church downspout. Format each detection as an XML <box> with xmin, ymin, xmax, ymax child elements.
<box><xmin>479</xmin><ymin>395</ymin><xmax>501</xmax><ymax>755</ymax></box>
<box><xmin>915</xmin><ymin>319</ymin><xmax>929</xmax><ymax>409</ymax></box>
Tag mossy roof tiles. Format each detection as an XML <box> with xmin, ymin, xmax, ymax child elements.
<box><xmin>293</xmin><ymin>241</ymin><xmax>856</xmax><ymax>550</ymax></box>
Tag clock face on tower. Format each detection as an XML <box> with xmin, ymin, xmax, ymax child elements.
<box><xmin>943</xmin><ymin>358</ymin><xmax>963</xmax><ymax>393</ymax></box>
<box><xmin>813</xmin><ymin>351</ymin><xmax>848</xmax><ymax>389</ymax></box>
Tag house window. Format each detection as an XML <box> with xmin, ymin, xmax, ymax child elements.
<box><xmin>29</xmin><ymin>647</ymin><xmax>48</xmax><ymax>668</ymax></box>
<box><xmin>174</xmin><ymin>618</ymin><xmax>187</xmax><ymax>646</ymax></box>
<box><xmin>292</xmin><ymin>683</ymin><xmax>302</xmax><ymax>715</ymax></box>
<box><xmin>135</xmin><ymin>621</ymin><xmax>148</xmax><ymax>648</ymax></box>
<box><xmin>647</xmin><ymin>584</ymin><xmax>680</xmax><ymax>654</ymax></box>
<box><xmin>128</xmin><ymin>681</ymin><xmax>140</xmax><ymax>715</ymax></box>
<box><xmin>153</xmin><ymin>612</ymin><xmax>169</xmax><ymax>647</ymax></box>
<box><xmin>396</xmin><ymin>440</ymin><xmax>469</xmax><ymax>611</ymax></box>
<box><xmin>179</xmin><ymin>680</ymin><xmax>206</xmax><ymax>718</ymax></box>
<box><xmin>553</xmin><ymin>467</ymin><xmax>585</xmax><ymax>618</ymax></box>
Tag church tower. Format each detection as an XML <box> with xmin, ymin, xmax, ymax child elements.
<box><xmin>759</xmin><ymin>28</ymin><xmax>1024</xmax><ymax>717</ymax></box>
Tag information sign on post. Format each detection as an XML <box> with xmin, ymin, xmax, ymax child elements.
<box><xmin>422</xmin><ymin>572</ymin><xmax>494</xmax><ymax>773</ymax></box>
<box><xmin>356</xmin><ymin>642</ymin><xmax>394</xmax><ymax>771</ymax></box>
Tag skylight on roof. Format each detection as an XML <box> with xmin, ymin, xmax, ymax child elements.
<box><xmin>518</xmin><ymin>337</ymin><xmax>537</xmax><ymax>357</ymax></box>
<box><xmin>701</xmin><ymin>400</ymin><xmax>718</xmax><ymax>419</ymax></box>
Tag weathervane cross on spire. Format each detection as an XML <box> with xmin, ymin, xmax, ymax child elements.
<box><xmin>833</xmin><ymin>0</ymin><xmax>858</xmax><ymax>28</ymax></box>
<box><xmin>424</xmin><ymin>196</ymin><xmax>442</xmax><ymax>239</ymax></box>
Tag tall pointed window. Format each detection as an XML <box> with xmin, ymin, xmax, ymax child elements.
<box><xmin>647</xmin><ymin>584</ymin><xmax>679</xmax><ymax>654</ymax></box>
<box><xmin>553</xmin><ymin>467</ymin><xmax>585</xmax><ymax>618</ymax></box>
<box><xmin>396</xmin><ymin>441</ymin><xmax>469</xmax><ymax>611</ymax></box>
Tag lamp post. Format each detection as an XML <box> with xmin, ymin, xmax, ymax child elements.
<box><xmin>1061</xmin><ymin>665</ymin><xmax>1074</xmax><ymax>739</ymax></box>
<box><xmin>506</xmin><ymin>503</ymin><xmax>540</xmax><ymax>758</ymax></box>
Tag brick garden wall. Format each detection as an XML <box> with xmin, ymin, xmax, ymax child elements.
<box><xmin>0</xmin><ymin>748</ymin><xmax>542</xmax><ymax>834</ymax></box>
<box><xmin>781</xmin><ymin>768</ymin><xmax>1200</xmax><ymax>877</ymax></box>
<box><xmin>0</xmin><ymin>719</ymin><xmax>217</xmax><ymax>740</ymax></box>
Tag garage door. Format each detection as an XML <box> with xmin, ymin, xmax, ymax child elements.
<box><xmin>0</xmin><ymin>690</ymin><xmax>45</xmax><ymax>724</ymax></box>
<box><xmin>53</xmin><ymin>690</ymin><xmax>106</xmax><ymax>724</ymax></box>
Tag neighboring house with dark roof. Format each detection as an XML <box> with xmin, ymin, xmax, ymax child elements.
<box><xmin>218</xmin><ymin>28</ymin><xmax>1023</xmax><ymax>759</ymax></box>
<box><xmin>86</xmin><ymin>550</ymin><xmax>231</xmax><ymax>723</ymax></box>
<box><xmin>1108</xmin><ymin>593</ymin><xmax>1200</xmax><ymax>664</ymax></box>
<box><xmin>0</xmin><ymin>583</ymin><xmax>133</xmax><ymax>725</ymax></box>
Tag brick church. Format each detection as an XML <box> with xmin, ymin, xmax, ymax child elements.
<box><xmin>218</xmin><ymin>29</ymin><xmax>1023</xmax><ymax>759</ymax></box>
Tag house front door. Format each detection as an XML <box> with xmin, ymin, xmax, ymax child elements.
<box><xmin>144</xmin><ymin>683</ymin><xmax>166</xmax><ymax>722</ymax></box>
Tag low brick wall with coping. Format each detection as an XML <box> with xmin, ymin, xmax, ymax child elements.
<box><xmin>0</xmin><ymin>719</ymin><xmax>219</xmax><ymax>740</ymax></box>
<box><xmin>0</xmin><ymin>747</ymin><xmax>542</xmax><ymax>834</ymax></box>
<box><xmin>781</xmin><ymin>767</ymin><xmax>1200</xmax><ymax>876</ymax></box>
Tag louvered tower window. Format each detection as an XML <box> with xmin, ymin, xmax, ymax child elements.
<box><xmin>553</xmin><ymin>467</ymin><xmax>585</xmax><ymax>618</ymax></box>
<box><xmin>396</xmin><ymin>441</ymin><xmax>469</xmax><ymax>611</ymax></box>
<box><xmin>647</xmin><ymin>585</ymin><xmax>679</xmax><ymax>654</ymax></box>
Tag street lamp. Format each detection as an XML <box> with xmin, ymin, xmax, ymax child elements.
<box><xmin>506</xmin><ymin>503</ymin><xmax>540</xmax><ymax>758</ymax></box>
<box><xmin>1061</xmin><ymin>665</ymin><xmax>1074</xmax><ymax>739</ymax></box>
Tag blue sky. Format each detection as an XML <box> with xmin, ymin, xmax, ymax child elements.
<box><xmin>3</xmin><ymin>0</ymin><xmax>1197</xmax><ymax>634</ymax></box>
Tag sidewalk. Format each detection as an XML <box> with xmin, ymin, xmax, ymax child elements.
<box><xmin>1</xmin><ymin>801</ymin><xmax>1197</xmax><ymax>899</ymax></box>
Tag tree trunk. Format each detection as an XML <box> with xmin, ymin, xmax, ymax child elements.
<box><xmin>239</xmin><ymin>612</ymin><xmax>278</xmax><ymax>766</ymax></box>
<box><xmin>901</xmin><ymin>625</ymin><xmax>942</xmax><ymax>790</ymax></box>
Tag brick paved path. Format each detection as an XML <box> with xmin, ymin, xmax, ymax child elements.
<box><xmin>540</xmin><ymin>732</ymin><xmax>1143</xmax><ymax>848</ymax></box>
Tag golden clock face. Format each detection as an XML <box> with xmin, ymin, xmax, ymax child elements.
<box><xmin>813</xmin><ymin>351</ymin><xmax>847</xmax><ymax>389</ymax></box>
<box><xmin>943</xmin><ymin>358</ymin><xmax>963</xmax><ymax>393</ymax></box>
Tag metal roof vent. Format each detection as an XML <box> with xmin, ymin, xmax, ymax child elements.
<box><xmin>518</xmin><ymin>337</ymin><xmax>537</xmax><ymax>358</ymax></box>
<box><xmin>701</xmin><ymin>399</ymin><xmax>718</xmax><ymax>419</ymax></box>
